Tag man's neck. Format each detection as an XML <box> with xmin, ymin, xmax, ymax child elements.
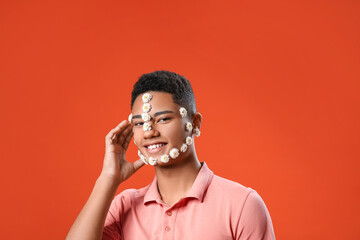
<box><xmin>155</xmin><ymin>157</ymin><xmax>202</xmax><ymax>207</ymax></box>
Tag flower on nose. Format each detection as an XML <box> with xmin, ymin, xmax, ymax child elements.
<box><xmin>143</xmin><ymin>122</ymin><xmax>152</xmax><ymax>131</ymax></box>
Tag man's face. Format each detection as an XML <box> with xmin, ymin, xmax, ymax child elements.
<box><xmin>131</xmin><ymin>91</ymin><xmax>192</xmax><ymax>165</ymax></box>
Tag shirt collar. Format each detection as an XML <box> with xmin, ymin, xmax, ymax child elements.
<box><xmin>144</xmin><ymin>162</ymin><xmax>214</xmax><ymax>205</ymax></box>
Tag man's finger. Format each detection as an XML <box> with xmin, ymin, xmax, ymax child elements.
<box><xmin>133</xmin><ymin>158</ymin><xmax>145</xmax><ymax>172</ymax></box>
<box><xmin>122</xmin><ymin>129</ymin><xmax>134</xmax><ymax>150</ymax></box>
<box><xmin>117</xmin><ymin>124</ymin><xmax>132</xmax><ymax>144</ymax></box>
<box><xmin>105</xmin><ymin>120</ymin><xmax>128</xmax><ymax>143</ymax></box>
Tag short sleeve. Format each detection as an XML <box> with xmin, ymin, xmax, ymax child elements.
<box><xmin>102</xmin><ymin>195</ymin><xmax>123</xmax><ymax>240</ymax></box>
<box><xmin>237</xmin><ymin>191</ymin><xmax>275</xmax><ymax>240</ymax></box>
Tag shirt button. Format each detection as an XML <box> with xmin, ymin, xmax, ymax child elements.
<box><xmin>165</xmin><ymin>226</ymin><xmax>171</xmax><ymax>232</ymax></box>
<box><xmin>166</xmin><ymin>211</ymin><xmax>172</xmax><ymax>216</ymax></box>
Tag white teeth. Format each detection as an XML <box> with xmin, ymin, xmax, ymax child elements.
<box><xmin>147</xmin><ymin>143</ymin><xmax>165</xmax><ymax>150</ymax></box>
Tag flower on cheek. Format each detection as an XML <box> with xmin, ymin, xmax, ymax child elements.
<box><xmin>149</xmin><ymin>157</ymin><xmax>157</xmax><ymax>166</ymax></box>
<box><xmin>186</xmin><ymin>122</ymin><xmax>193</xmax><ymax>132</ymax></box>
<box><xmin>142</xmin><ymin>93</ymin><xmax>152</xmax><ymax>103</ymax></box>
<box><xmin>169</xmin><ymin>148</ymin><xmax>180</xmax><ymax>159</ymax></box>
<box><xmin>141</xmin><ymin>112</ymin><xmax>151</xmax><ymax>122</ymax></box>
<box><xmin>160</xmin><ymin>154</ymin><xmax>170</xmax><ymax>163</ymax></box>
<box><xmin>143</xmin><ymin>122</ymin><xmax>152</xmax><ymax>131</ymax></box>
<box><xmin>180</xmin><ymin>143</ymin><xmax>188</xmax><ymax>152</ymax></box>
<box><xmin>179</xmin><ymin>107</ymin><xmax>187</xmax><ymax>118</ymax></box>
<box><xmin>142</xmin><ymin>103</ymin><xmax>151</xmax><ymax>113</ymax></box>
<box><xmin>186</xmin><ymin>136</ymin><xmax>193</xmax><ymax>145</ymax></box>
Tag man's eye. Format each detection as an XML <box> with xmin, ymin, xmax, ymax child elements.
<box><xmin>159</xmin><ymin>118</ymin><xmax>171</xmax><ymax>122</ymax></box>
<box><xmin>134</xmin><ymin>122</ymin><xmax>144</xmax><ymax>126</ymax></box>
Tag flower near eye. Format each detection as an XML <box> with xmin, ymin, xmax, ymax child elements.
<box><xmin>149</xmin><ymin>157</ymin><xmax>157</xmax><ymax>166</ymax></box>
<box><xmin>143</xmin><ymin>122</ymin><xmax>152</xmax><ymax>131</ymax></box>
<box><xmin>186</xmin><ymin>136</ymin><xmax>193</xmax><ymax>145</ymax></box>
<box><xmin>180</xmin><ymin>143</ymin><xmax>188</xmax><ymax>152</ymax></box>
<box><xmin>142</xmin><ymin>93</ymin><xmax>152</xmax><ymax>103</ymax></box>
<box><xmin>179</xmin><ymin>107</ymin><xmax>187</xmax><ymax>118</ymax></box>
<box><xmin>186</xmin><ymin>122</ymin><xmax>193</xmax><ymax>132</ymax></box>
<box><xmin>140</xmin><ymin>154</ymin><xmax>148</xmax><ymax>165</ymax></box>
<box><xmin>141</xmin><ymin>112</ymin><xmax>151</xmax><ymax>121</ymax></box>
<box><xmin>160</xmin><ymin>154</ymin><xmax>170</xmax><ymax>163</ymax></box>
<box><xmin>128</xmin><ymin>113</ymin><xmax>133</xmax><ymax>122</ymax></box>
<box><xmin>169</xmin><ymin>148</ymin><xmax>180</xmax><ymax>159</ymax></box>
<box><xmin>142</xmin><ymin>103</ymin><xmax>151</xmax><ymax>113</ymax></box>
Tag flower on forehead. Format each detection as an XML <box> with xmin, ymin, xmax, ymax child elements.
<box><xmin>180</xmin><ymin>143</ymin><xmax>188</xmax><ymax>152</ymax></box>
<box><xmin>179</xmin><ymin>107</ymin><xmax>187</xmax><ymax>118</ymax></box>
<box><xmin>128</xmin><ymin>113</ymin><xmax>133</xmax><ymax>122</ymax></box>
<box><xmin>186</xmin><ymin>122</ymin><xmax>193</xmax><ymax>132</ymax></box>
<box><xmin>193</xmin><ymin>127</ymin><xmax>201</xmax><ymax>137</ymax></box>
<box><xmin>142</xmin><ymin>103</ymin><xmax>151</xmax><ymax>113</ymax></box>
<box><xmin>140</xmin><ymin>154</ymin><xmax>148</xmax><ymax>165</ymax></box>
<box><xmin>186</xmin><ymin>136</ymin><xmax>193</xmax><ymax>145</ymax></box>
<box><xmin>143</xmin><ymin>122</ymin><xmax>152</xmax><ymax>131</ymax></box>
<box><xmin>169</xmin><ymin>148</ymin><xmax>180</xmax><ymax>159</ymax></box>
<box><xmin>160</xmin><ymin>154</ymin><xmax>170</xmax><ymax>163</ymax></box>
<box><xmin>149</xmin><ymin>157</ymin><xmax>157</xmax><ymax>166</ymax></box>
<box><xmin>141</xmin><ymin>112</ymin><xmax>151</xmax><ymax>122</ymax></box>
<box><xmin>142</xmin><ymin>93</ymin><xmax>152</xmax><ymax>103</ymax></box>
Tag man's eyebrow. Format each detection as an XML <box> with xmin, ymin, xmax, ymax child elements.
<box><xmin>131</xmin><ymin>110</ymin><xmax>175</xmax><ymax>120</ymax></box>
<box><xmin>154</xmin><ymin>110</ymin><xmax>174</xmax><ymax>117</ymax></box>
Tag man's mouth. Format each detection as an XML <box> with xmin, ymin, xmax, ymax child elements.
<box><xmin>145</xmin><ymin>143</ymin><xmax>167</xmax><ymax>153</ymax></box>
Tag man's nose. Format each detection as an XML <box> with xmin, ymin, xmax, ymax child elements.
<box><xmin>143</xmin><ymin>124</ymin><xmax>160</xmax><ymax>139</ymax></box>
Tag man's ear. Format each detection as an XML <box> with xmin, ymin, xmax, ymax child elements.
<box><xmin>192</xmin><ymin>112</ymin><xmax>202</xmax><ymax>129</ymax></box>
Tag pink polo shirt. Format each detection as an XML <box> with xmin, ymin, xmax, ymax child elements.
<box><xmin>103</xmin><ymin>162</ymin><xmax>275</xmax><ymax>240</ymax></box>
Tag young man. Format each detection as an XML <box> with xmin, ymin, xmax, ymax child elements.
<box><xmin>66</xmin><ymin>70</ymin><xmax>275</xmax><ymax>240</ymax></box>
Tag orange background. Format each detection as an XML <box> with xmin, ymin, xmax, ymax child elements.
<box><xmin>0</xmin><ymin>1</ymin><xmax>359</xmax><ymax>239</ymax></box>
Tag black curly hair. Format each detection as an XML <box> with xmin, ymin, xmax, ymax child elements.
<box><xmin>131</xmin><ymin>70</ymin><xmax>197</xmax><ymax>116</ymax></box>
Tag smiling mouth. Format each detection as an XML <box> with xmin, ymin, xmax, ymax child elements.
<box><xmin>145</xmin><ymin>143</ymin><xmax>168</xmax><ymax>154</ymax></box>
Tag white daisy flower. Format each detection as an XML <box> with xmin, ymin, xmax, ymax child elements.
<box><xmin>180</xmin><ymin>143</ymin><xmax>188</xmax><ymax>152</ymax></box>
<box><xmin>160</xmin><ymin>154</ymin><xmax>170</xmax><ymax>163</ymax></box>
<box><xmin>194</xmin><ymin>127</ymin><xmax>201</xmax><ymax>137</ymax></box>
<box><xmin>186</xmin><ymin>122</ymin><xmax>193</xmax><ymax>132</ymax></box>
<box><xmin>169</xmin><ymin>148</ymin><xmax>180</xmax><ymax>159</ymax></box>
<box><xmin>186</xmin><ymin>136</ymin><xmax>193</xmax><ymax>145</ymax></box>
<box><xmin>143</xmin><ymin>122</ymin><xmax>152</xmax><ymax>131</ymax></box>
<box><xmin>140</xmin><ymin>154</ymin><xmax>148</xmax><ymax>165</ymax></box>
<box><xmin>128</xmin><ymin>113</ymin><xmax>133</xmax><ymax>122</ymax></box>
<box><xmin>142</xmin><ymin>103</ymin><xmax>151</xmax><ymax>113</ymax></box>
<box><xmin>138</xmin><ymin>150</ymin><xmax>141</xmax><ymax>157</ymax></box>
<box><xmin>179</xmin><ymin>107</ymin><xmax>187</xmax><ymax>118</ymax></box>
<box><xmin>141</xmin><ymin>112</ymin><xmax>151</xmax><ymax>121</ymax></box>
<box><xmin>149</xmin><ymin>157</ymin><xmax>157</xmax><ymax>166</ymax></box>
<box><xmin>142</xmin><ymin>93</ymin><xmax>152</xmax><ymax>103</ymax></box>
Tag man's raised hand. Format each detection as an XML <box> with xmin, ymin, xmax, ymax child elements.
<box><xmin>101</xmin><ymin>120</ymin><xmax>144</xmax><ymax>184</ymax></box>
